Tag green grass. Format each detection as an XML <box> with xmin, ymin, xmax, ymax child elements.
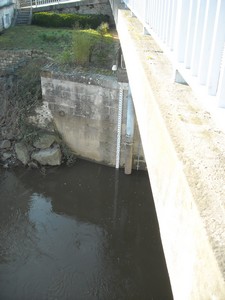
<box><xmin>69</xmin><ymin>29</ymin><xmax>116</xmax><ymax>67</ymax></box>
<box><xmin>0</xmin><ymin>25</ymin><xmax>119</xmax><ymax>69</ymax></box>
<box><xmin>0</xmin><ymin>25</ymin><xmax>74</xmax><ymax>58</ymax></box>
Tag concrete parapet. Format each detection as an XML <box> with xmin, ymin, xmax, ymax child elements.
<box><xmin>110</xmin><ymin>1</ymin><xmax>225</xmax><ymax>299</ymax></box>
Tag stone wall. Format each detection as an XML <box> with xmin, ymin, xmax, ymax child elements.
<box><xmin>41</xmin><ymin>68</ymin><xmax>145</xmax><ymax>169</ymax></box>
<box><xmin>0</xmin><ymin>50</ymin><xmax>43</xmax><ymax>75</ymax></box>
<box><xmin>33</xmin><ymin>0</ymin><xmax>114</xmax><ymax>25</ymax></box>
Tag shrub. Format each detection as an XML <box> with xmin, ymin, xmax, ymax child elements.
<box><xmin>71</xmin><ymin>30</ymin><xmax>95</xmax><ymax>66</ymax></box>
<box><xmin>32</xmin><ymin>12</ymin><xmax>110</xmax><ymax>29</ymax></box>
<box><xmin>97</xmin><ymin>22</ymin><xmax>109</xmax><ymax>36</ymax></box>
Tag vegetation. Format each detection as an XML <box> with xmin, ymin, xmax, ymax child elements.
<box><xmin>60</xmin><ymin>27</ymin><xmax>116</xmax><ymax>68</ymax></box>
<box><xmin>0</xmin><ymin>24</ymin><xmax>119</xmax><ymax>69</ymax></box>
<box><xmin>97</xmin><ymin>22</ymin><xmax>109</xmax><ymax>37</ymax></box>
<box><xmin>0</xmin><ymin>21</ymin><xmax>118</xmax><ymax>140</ymax></box>
<box><xmin>0</xmin><ymin>58</ymin><xmax>46</xmax><ymax>141</ymax></box>
<box><xmin>0</xmin><ymin>25</ymin><xmax>72</xmax><ymax>57</ymax></box>
<box><xmin>0</xmin><ymin>15</ymin><xmax>119</xmax><ymax>167</ymax></box>
<box><xmin>32</xmin><ymin>12</ymin><xmax>110</xmax><ymax>29</ymax></box>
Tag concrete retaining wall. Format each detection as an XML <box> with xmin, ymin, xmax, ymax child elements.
<box><xmin>33</xmin><ymin>0</ymin><xmax>114</xmax><ymax>25</ymax></box>
<box><xmin>0</xmin><ymin>50</ymin><xmax>44</xmax><ymax>75</ymax></box>
<box><xmin>41</xmin><ymin>68</ymin><xmax>145</xmax><ymax>168</ymax></box>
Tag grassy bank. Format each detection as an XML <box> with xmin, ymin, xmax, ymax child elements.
<box><xmin>0</xmin><ymin>25</ymin><xmax>119</xmax><ymax>69</ymax></box>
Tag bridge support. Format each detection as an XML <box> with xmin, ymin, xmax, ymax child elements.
<box><xmin>124</xmin><ymin>86</ymin><xmax>134</xmax><ymax>175</ymax></box>
<box><xmin>109</xmin><ymin>0</ymin><xmax>225</xmax><ymax>298</ymax></box>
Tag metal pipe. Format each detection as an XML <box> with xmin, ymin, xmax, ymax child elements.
<box><xmin>115</xmin><ymin>84</ymin><xmax>124</xmax><ymax>169</ymax></box>
<box><xmin>124</xmin><ymin>86</ymin><xmax>135</xmax><ymax>175</ymax></box>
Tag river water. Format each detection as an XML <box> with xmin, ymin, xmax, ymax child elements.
<box><xmin>0</xmin><ymin>160</ymin><xmax>173</xmax><ymax>300</ymax></box>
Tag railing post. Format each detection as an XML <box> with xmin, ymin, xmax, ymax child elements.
<box><xmin>163</xmin><ymin>0</ymin><xmax>172</xmax><ymax>46</ymax></box>
<box><xmin>217</xmin><ymin>44</ymin><xmax>225</xmax><ymax>107</ymax></box>
<box><xmin>161</xmin><ymin>0</ymin><xmax>167</xmax><ymax>42</ymax></box>
<box><xmin>174</xmin><ymin>0</ymin><xmax>190</xmax><ymax>63</ymax></box>
<box><xmin>184</xmin><ymin>0</ymin><xmax>198</xmax><ymax>69</ymax></box>
<box><xmin>191</xmin><ymin>0</ymin><xmax>207</xmax><ymax>76</ymax></box>
<box><xmin>169</xmin><ymin>0</ymin><xmax>177</xmax><ymax>51</ymax></box>
<box><xmin>207</xmin><ymin>0</ymin><xmax>225</xmax><ymax>96</ymax></box>
<box><xmin>198</xmin><ymin>0</ymin><xmax>217</xmax><ymax>85</ymax></box>
<box><xmin>155</xmin><ymin>0</ymin><xmax>160</xmax><ymax>34</ymax></box>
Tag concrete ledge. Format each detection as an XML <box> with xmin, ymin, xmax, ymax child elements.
<box><xmin>112</xmin><ymin>2</ymin><xmax>225</xmax><ymax>299</ymax></box>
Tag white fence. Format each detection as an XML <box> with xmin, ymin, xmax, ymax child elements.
<box><xmin>122</xmin><ymin>0</ymin><xmax>225</xmax><ymax>108</ymax></box>
<box><xmin>31</xmin><ymin>0</ymin><xmax>59</xmax><ymax>6</ymax></box>
<box><xmin>19</xmin><ymin>0</ymin><xmax>80</xmax><ymax>8</ymax></box>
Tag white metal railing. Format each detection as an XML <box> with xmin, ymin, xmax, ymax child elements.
<box><xmin>33</xmin><ymin>0</ymin><xmax>82</xmax><ymax>7</ymax></box>
<box><xmin>122</xmin><ymin>0</ymin><xmax>225</xmax><ymax>109</ymax></box>
<box><xmin>19</xmin><ymin>0</ymin><xmax>80</xmax><ymax>8</ymax></box>
<box><xmin>32</xmin><ymin>0</ymin><xmax>59</xmax><ymax>7</ymax></box>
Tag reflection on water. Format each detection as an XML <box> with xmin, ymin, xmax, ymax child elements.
<box><xmin>0</xmin><ymin>160</ymin><xmax>173</xmax><ymax>300</ymax></box>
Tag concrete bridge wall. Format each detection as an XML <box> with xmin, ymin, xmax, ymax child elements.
<box><xmin>109</xmin><ymin>0</ymin><xmax>225</xmax><ymax>299</ymax></box>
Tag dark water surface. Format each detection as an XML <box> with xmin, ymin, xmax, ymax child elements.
<box><xmin>0</xmin><ymin>160</ymin><xmax>173</xmax><ymax>300</ymax></box>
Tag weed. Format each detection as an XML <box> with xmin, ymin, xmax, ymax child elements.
<box><xmin>0</xmin><ymin>25</ymin><xmax>119</xmax><ymax>69</ymax></box>
<box><xmin>60</xmin><ymin>50</ymin><xmax>73</xmax><ymax>64</ymax></box>
<box><xmin>39</xmin><ymin>32</ymin><xmax>59</xmax><ymax>42</ymax></box>
<box><xmin>72</xmin><ymin>30</ymin><xmax>95</xmax><ymax>66</ymax></box>
<box><xmin>97</xmin><ymin>22</ymin><xmax>109</xmax><ymax>37</ymax></box>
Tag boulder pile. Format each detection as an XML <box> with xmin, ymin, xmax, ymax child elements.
<box><xmin>0</xmin><ymin>132</ymin><xmax>70</xmax><ymax>169</ymax></box>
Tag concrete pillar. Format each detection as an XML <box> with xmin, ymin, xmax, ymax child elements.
<box><xmin>124</xmin><ymin>87</ymin><xmax>135</xmax><ymax>175</ymax></box>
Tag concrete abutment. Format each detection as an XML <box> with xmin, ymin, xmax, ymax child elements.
<box><xmin>41</xmin><ymin>68</ymin><xmax>146</xmax><ymax>170</ymax></box>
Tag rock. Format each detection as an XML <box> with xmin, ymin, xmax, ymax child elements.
<box><xmin>33</xmin><ymin>133</ymin><xmax>56</xmax><ymax>149</ymax></box>
<box><xmin>31</xmin><ymin>146</ymin><xmax>61</xmax><ymax>166</ymax></box>
<box><xmin>28</xmin><ymin>161</ymin><xmax>39</xmax><ymax>169</ymax></box>
<box><xmin>15</xmin><ymin>142</ymin><xmax>30</xmax><ymax>165</ymax></box>
<box><xmin>2</xmin><ymin>152</ymin><xmax>12</xmax><ymax>161</ymax></box>
<box><xmin>0</xmin><ymin>140</ymin><xmax>11</xmax><ymax>149</ymax></box>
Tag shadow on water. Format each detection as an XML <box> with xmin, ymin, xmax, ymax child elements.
<box><xmin>0</xmin><ymin>160</ymin><xmax>173</xmax><ymax>300</ymax></box>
